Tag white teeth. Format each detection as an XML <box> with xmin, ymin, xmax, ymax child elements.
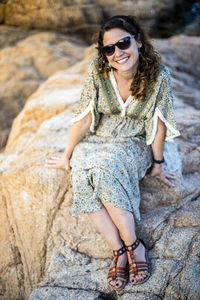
<box><xmin>116</xmin><ymin>57</ymin><xmax>128</xmax><ymax>63</ymax></box>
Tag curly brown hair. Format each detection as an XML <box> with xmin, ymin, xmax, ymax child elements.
<box><xmin>96</xmin><ymin>15</ymin><xmax>161</xmax><ymax>101</ymax></box>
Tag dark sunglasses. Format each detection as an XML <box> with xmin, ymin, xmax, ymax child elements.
<box><xmin>100</xmin><ymin>35</ymin><xmax>136</xmax><ymax>56</ymax></box>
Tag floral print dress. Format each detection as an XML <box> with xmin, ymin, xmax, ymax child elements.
<box><xmin>70</xmin><ymin>58</ymin><xmax>180</xmax><ymax>222</ymax></box>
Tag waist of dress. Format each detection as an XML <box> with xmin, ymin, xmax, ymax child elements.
<box><xmin>82</xmin><ymin>134</ymin><xmax>146</xmax><ymax>144</ymax></box>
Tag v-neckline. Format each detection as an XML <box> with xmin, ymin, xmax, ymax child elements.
<box><xmin>109</xmin><ymin>69</ymin><xmax>132</xmax><ymax>110</ymax></box>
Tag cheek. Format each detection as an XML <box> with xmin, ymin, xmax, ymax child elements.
<box><xmin>129</xmin><ymin>44</ymin><xmax>138</xmax><ymax>54</ymax></box>
<box><xmin>107</xmin><ymin>56</ymin><xmax>114</xmax><ymax>64</ymax></box>
<box><xmin>129</xmin><ymin>48</ymin><xmax>139</xmax><ymax>60</ymax></box>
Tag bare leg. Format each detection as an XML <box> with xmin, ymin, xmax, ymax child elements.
<box><xmin>87</xmin><ymin>206</ymin><xmax>127</xmax><ymax>288</ymax></box>
<box><xmin>102</xmin><ymin>201</ymin><xmax>148</xmax><ymax>283</ymax></box>
<box><xmin>102</xmin><ymin>201</ymin><xmax>137</xmax><ymax>244</ymax></box>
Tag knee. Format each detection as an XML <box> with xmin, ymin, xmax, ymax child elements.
<box><xmin>118</xmin><ymin>211</ymin><xmax>134</xmax><ymax>227</ymax></box>
<box><xmin>111</xmin><ymin>207</ymin><xmax>134</xmax><ymax>223</ymax></box>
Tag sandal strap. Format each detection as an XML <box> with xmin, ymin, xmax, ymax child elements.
<box><xmin>113</xmin><ymin>245</ymin><xmax>126</xmax><ymax>257</ymax></box>
<box><xmin>109</xmin><ymin>245</ymin><xmax>126</xmax><ymax>281</ymax></box>
<box><xmin>108</xmin><ymin>266</ymin><xmax>128</xmax><ymax>284</ymax></box>
<box><xmin>126</xmin><ymin>239</ymin><xmax>150</xmax><ymax>281</ymax></box>
<box><xmin>125</xmin><ymin>238</ymin><xmax>140</xmax><ymax>252</ymax></box>
<box><xmin>129</xmin><ymin>262</ymin><xmax>149</xmax><ymax>276</ymax></box>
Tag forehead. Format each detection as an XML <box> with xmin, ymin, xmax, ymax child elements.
<box><xmin>103</xmin><ymin>28</ymin><xmax>131</xmax><ymax>45</ymax></box>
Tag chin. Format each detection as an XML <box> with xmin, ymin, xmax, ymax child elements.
<box><xmin>117</xmin><ymin>63</ymin><xmax>134</xmax><ymax>71</ymax></box>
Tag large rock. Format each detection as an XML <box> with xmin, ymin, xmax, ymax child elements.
<box><xmin>4</xmin><ymin>0</ymin><xmax>104</xmax><ymax>38</ymax></box>
<box><xmin>0</xmin><ymin>25</ymin><xmax>37</xmax><ymax>49</ymax></box>
<box><xmin>0</xmin><ymin>28</ymin><xmax>86</xmax><ymax>150</ymax></box>
<box><xmin>0</xmin><ymin>36</ymin><xmax>200</xmax><ymax>300</ymax></box>
<box><xmin>0</xmin><ymin>3</ymin><xmax>5</xmax><ymax>24</ymax></box>
<box><xmin>3</xmin><ymin>0</ymin><xmax>198</xmax><ymax>37</ymax></box>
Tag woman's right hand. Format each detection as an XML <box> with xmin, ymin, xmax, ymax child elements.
<box><xmin>45</xmin><ymin>153</ymin><xmax>71</xmax><ymax>171</ymax></box>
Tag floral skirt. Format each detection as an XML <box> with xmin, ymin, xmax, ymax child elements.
<box><xmin>70</xmin><ymin>135</ymin><xmax>152</xmax><ymax>223</ymax></box>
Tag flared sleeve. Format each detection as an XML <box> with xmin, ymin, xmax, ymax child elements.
<box><xmin>145</xmin><ymin>67</ymin><xmax>180</xmax><ymax>145</ymax></box>
<box><xmin>72</xmin><ymin>60</ymin><xmax>100</xmax><ymax>132</ymax></box>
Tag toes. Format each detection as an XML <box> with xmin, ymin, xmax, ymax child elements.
<box><xmin>131</xmin><ymin>276</ymin><xmax>138</xmax><ymax>284</ymax></box>
<box><xmin>130</xmin><ymin>273</ymin><xmax>148</xmax><ymax>285</ymax></box>
<box><xmin>139</xmin><ymin>271</ymin><xmax>149</xmax><ymax>278</ymax></box>
<box><xmin>135</xmin><ymin>275</ymin><xmax>141</xmax><ymax>281</ymax></box>
<box><xmin>110</xmin><ymin>280</ymin><xmax>115</xmax><ymax>287</ymax></box>
<box><xmin>137</xmin><ymin>274</ymin><xmax>145</xmax><ymax>281</ymax></box>
<box><xmin>139</xmin><ymin>272</ymin><xmax>146</xmax><ymax>278</ymax></box>
<box><xmin>115</xmin><ymin>280</ymin><xmax>122</xmax><ymax>288</ymax></box>
<box><xmin>110</xmin><ymin>279</ymin><xmax>122</xmax><ymax>289</ymax></box>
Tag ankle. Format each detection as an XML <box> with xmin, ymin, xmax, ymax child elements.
<box><xmin>111</xmin><ymin>240</ymin><xmax>124</xmax><ymax>251</ymax></box>
<box><xmin>117</xmin><ymin>252</ymin><xmax>127</xmax><ymax>266</ymax></box>
<box><xmin>125</xmin><ymin>238</ymin><xmax>140</xmax><ymax>250</ymax></box>
<box><xmin>123</xmin><ymin>236</ymin><xmax>137</xmax><ymax>247</ymax></box>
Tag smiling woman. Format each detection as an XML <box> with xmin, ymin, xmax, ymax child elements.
<box><xmin>97</xmin><ymin>15</ymin><xmax>162</xmax><ymax>102</ymax></box>
<box><xmin>101</xmin><ymin>28</ymin><xmax>141</xmax><ymax>102</ymax></box>
<box><xmin>45</xmin><ymin>15</ymin><xmax>181</xmax><ymax>292</ymax></box>
<box><xmin>104</xmin><ymin>30</ymin><xmax>139</xmax><ymax>75</ymax></box>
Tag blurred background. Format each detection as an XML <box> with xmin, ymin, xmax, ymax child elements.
<box><xmin>0</xmin><ymin>0</ymin><xmax>199</xmax><ymax>151</ymax></box>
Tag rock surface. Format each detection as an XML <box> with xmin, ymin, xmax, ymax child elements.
<box><xmin>0</xmin><ymin>25</ymin><xmax>38</xmax><ymax>49</ymax></box>
<box><xmin>3</xmin><ymin>0</ymin><xmax>199</xmax><ymax>37</ymax></box>
<box><xmin>0</xmin><ymin>36</ymin><xmax>200</xmax><ymax>300</ymax></box>
<box><xmin>0</xmin><ymin>3</ymin><xmax>5</xmax><ymax>24</ymax></box>
<box><xmin>1</xmin><ymin>0</ymin><xmax>199</xmax><ymax>148</ymax></box>
<box><xmin>0</xmin><ymin>27</ymin><xmax>87</xmax><ymax>150</ymax></box>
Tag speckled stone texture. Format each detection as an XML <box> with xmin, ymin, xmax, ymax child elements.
<box><xmin>0</xmin><ymin>36</ymin><xmax>200</xmax><ymax>300</ymax></box>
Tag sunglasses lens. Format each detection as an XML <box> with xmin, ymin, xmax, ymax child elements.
<box><xmin>102</xmin><ymin>45</ymin><xmax>115</xmax><ymax>56</ymax></box>
<box><xmin>101</xmin><ymin>36</ymin><xmax>132</xmax><ymax>56</ymax></box>
<box><xmin>117</xmin><ymin>37</ymin><xmax>131</xmax><ymax>50</ymax></box>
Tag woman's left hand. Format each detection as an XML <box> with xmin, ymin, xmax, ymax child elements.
<box><xmin>145</xmin><ymin>164</ymin><xmax>176</xmax><ymax>187</ymax></box>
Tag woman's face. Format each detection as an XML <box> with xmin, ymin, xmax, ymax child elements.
<box><xmin>102</xmin><ymin>28</ymin><xmax>142</xmax><ymax>73</ymax></box>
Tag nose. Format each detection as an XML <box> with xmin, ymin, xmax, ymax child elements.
<box><xmin>114</xmin><ymin>45</ymin><xmax>124</xmax><ymax>56</ymax></box>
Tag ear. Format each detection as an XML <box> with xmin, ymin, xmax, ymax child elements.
<box><xmin>136</xmin><ymin>33</ymin><xmax>142</xmax><ymax>48</ymax></box>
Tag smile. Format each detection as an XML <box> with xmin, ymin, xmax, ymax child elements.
<box><xmin>116</xmin><ymin>57</ymin><xmax>129</xmax><ymax>64</ymax></box>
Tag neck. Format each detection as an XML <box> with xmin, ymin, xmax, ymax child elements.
<box><xmin>114</xmin><ymin>68</ymin><xmax>136</xmax><ymax>88</ymax></box>
<box><xmin>116</xmin><ymin>69</ymin><xmax>133</xmax><ymax>80</ymax></box>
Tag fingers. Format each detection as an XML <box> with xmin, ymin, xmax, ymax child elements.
<box><xmin>161</xmin><ymin>171</ymin><xmax>176</xmax><ymax>187</ymax></box>
<box><xmin>44</xmin><ymin>162</ymin><xmax>60</xmax><ymax>169</ymax></box>
<box><xmin>44</xmin><ymin>155</ymin><xmax>71</xmax><ymax>172</ymax></box>
<box><xmin>45</xmin><ymin>158</ymin><xmax>59</xmax><ymax>167</ymax></box>
<box><xmin>159</xmin><ymin>175</ymin><xmax>175</xmax><ymax>187</ymax></box>
<box><xmin>45</xmin><ymin>156</ymin><xmax>63</xmax><ymax>169</ymax></box>
<box><xmin>145</xmin><ymin>169</ymin><xmax>176</xmax><ymax>187</ymax></box>
<box><xmin>165</xmin><ymin>172</ymin><xmax>176</xmax><ymax>179</ymax></box>
<box><xmin>45</xmin><ymin>156</ymin><xmax>60</xmax><ymax>163</ymax></box>
<box><xmin>166</xmin><ymin>171</ymin><xmax>176</xmax><ymax>176</ymax></box>
<box><xmin>146</xmin><ymin>174</ymin><xmax>175</xmax><ymax>187</ymax></box>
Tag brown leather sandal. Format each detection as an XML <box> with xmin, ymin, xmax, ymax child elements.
<box><xmin>126</xmin><ymin>238</ymin><xmax>150</xmax><ymax>285</ymax></box>
<box><xmin>107</xmin><ymin>245</ymin><xmax>128</xmax><ymax>291</ymax></box>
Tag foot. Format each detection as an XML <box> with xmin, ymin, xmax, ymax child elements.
<box><xmin>109</xmin><ymin>251</ymin><xmax>128</xmax><ymax>289</ymax></box>
<box><xmin>126</xmin><ymin>239</ymin><xmax>150</xmax><ymax>285</ymax></box>
<box><xmin>108</xmin><ymin>244</ymin><xmax>128</xmax><ymax>291</ymax></box>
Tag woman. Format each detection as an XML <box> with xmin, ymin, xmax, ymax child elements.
<box><xmin>45</xmin><ymin>15</ymin><xmax>180</xmax><ymax>291</ymax></box>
